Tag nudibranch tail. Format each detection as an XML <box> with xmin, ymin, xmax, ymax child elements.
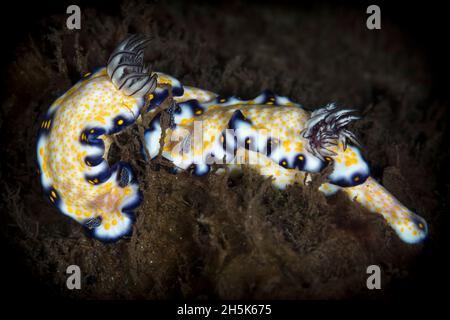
<box><xmin>341</xmin><ymin>177</ymin><xmax>428</xmax><ymax>244</ymax></box>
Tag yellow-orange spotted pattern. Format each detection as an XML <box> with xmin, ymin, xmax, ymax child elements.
<box><xmin>37</xmin><ymin>64</ymin><xmax>427</xmax><ymax>244</ymax></box>
<box><xmin>152</xmin><ymin>89</ymin><xmax>428</xmax><ymax>244</ymax></box>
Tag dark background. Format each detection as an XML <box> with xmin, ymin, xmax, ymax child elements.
<box><xmin>0</xmin><ymin>0</ymin><xmax>448</xmax><ymax>310</ymax></box>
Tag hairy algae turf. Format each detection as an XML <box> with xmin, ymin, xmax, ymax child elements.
<box><xmin>0</xmin><ymin>1</ymin><xmax>447</xmax><ymax>299</ymax></box>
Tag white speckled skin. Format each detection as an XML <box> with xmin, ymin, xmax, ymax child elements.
<box><xmin>37</xmin><ymin>36</ymin><xmax>427</xmax><ymax>244</ymax></box>
<box><xmin>37</xmin><ymin>69</ymin><xmax>145</xmax><ymax>240</ymax></box>
<box><xmin>37</xmin><ymin>68</ymin><xmax>178</xmax><ymax>241</ymax></box>
<box><xmin>146</xmin><ymin>86</ymin><xmax>428</xmax><ymax>244</ymax></box>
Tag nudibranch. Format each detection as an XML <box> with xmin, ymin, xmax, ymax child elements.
<box><xmin>37</xmin><ymin>35</ymin><xmax>162</xmax><ymax>241</ymax></box>
<box><xmin>37</xmin><ymin>35</ymin><xmax>428</xmax><ymax>244</ymax></box>
<box><xmin>144</xmin><ymin>82</ymin><xmax>428</xmax><ymax>245</ymax></box>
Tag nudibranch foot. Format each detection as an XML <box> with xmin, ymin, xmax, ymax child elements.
<box><xmin>84</xmin><ymin>162</ymin><xmax>142</xmax><ymax>242</ymax></box>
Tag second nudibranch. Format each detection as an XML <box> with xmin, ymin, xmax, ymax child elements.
<box><xmin>143</xmin><ymin>81</ymin><xmax>428</xmax><ymax>245</ymax></box>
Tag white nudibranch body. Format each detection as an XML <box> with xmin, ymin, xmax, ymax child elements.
<box><xmin>37</xmin><ymin>35</ymin><xmax>158</xmax><ymax>241</ymax></box>
<box><xmin>37</xmin><ymin>35</ymin><xmax>428</xmax><ymax>244</ymax></box>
